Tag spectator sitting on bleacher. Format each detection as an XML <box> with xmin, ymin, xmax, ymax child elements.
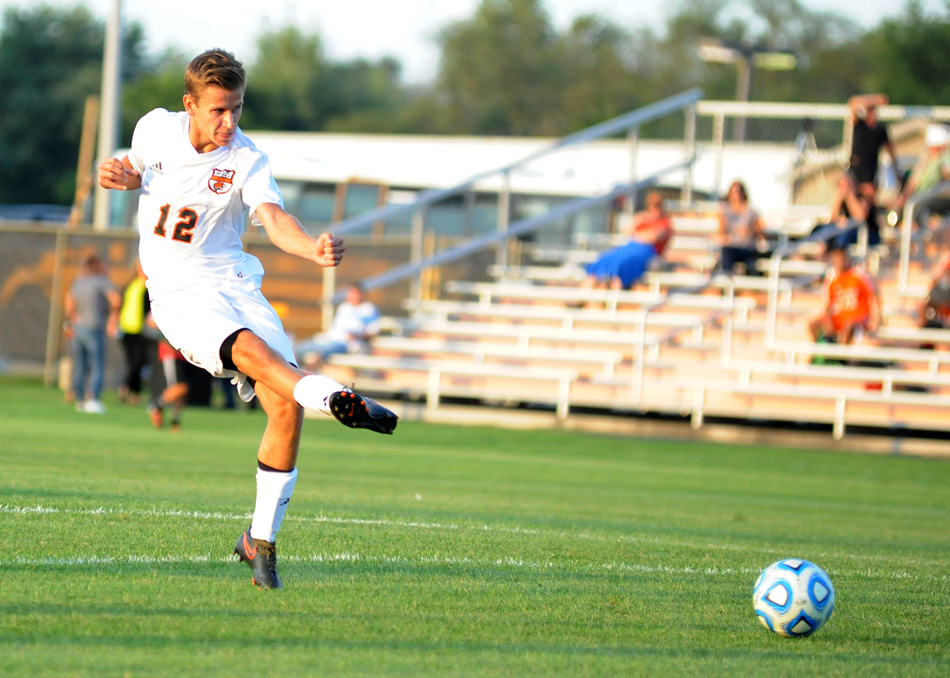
<box><xmin>809</xmin><ymin>245</ymin><xmax>881</xmax><ymax>347</ymax></box>
<box><xmin>717</xmin><ymin>180</ymin><xmax>767</xmax><ymax>275</ymax></box>
<box><xmin>294</xmin><ymin>283</ymin><xmax>381</xmax><ymax>369</ymax></box>
<box><xmin>582</xmin><ymin>190</ymin><xmax>672</xmax><ymax>291</ymax></box>
<box><xmin>918</xmin><ymin>250</ymin><xmax>950</xmax><ymax>332</ymax></box>
<box><xmin>893</xmin><ymin>123</ymin><xmax>950</xmax><ymax>227</ymax></box>
<box><xmin>811</xmin><ymin>173</ymin><xmax>877</xmax><ymax>252</ymax></box>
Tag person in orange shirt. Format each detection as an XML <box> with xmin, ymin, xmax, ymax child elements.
<box><xmin>809</xmin><ymin>246</ymin><xmax>881</xmax><ymax>345</ymax></box>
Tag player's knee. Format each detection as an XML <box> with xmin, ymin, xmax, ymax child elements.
<box><xmin>260</xmin><ymin>389</ymin><xmax>303</xmax><ymax>421</ymax></box>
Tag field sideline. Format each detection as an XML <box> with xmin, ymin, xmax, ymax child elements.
<box><xmin>1</xmin><ymin>377</ymin><xmax>948</xmax><ymax>677</ymax></box>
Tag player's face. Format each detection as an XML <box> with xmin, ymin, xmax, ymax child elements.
<box><xmin>184</xmin><ymin>86</ymin><xmax>245</xmax><ymax>152</ymax></box>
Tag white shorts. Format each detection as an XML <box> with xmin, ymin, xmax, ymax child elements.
<box><xmin>149</xmin><ymin>279</ymin><xmax>296</xmax><ymax>402</ymax></box>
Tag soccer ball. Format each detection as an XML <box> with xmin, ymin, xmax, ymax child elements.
<box><xmin>752</xmin><ymin>559</ymin><xmax>835</xmax><ymax>637</ymax></box>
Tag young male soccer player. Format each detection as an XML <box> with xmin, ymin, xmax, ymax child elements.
<box><xmin>98</xmin><ymin>49</ymin><xmax>397</xmax><ymax>590</ymax></box>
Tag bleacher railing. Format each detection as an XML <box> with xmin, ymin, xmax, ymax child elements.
<box><xmin>897</xmin><ymin>180</ymin><xmax>950</xmax><ymax>297</ymax></box>
<box><xmin>763</xmin><ymin>221</ymin><xmax>866</xmax><ymax>346</ymax></box>
<box><xmin>320</xmin><ymin>88</ymin><xmax>703</xmax><ymax>322</ymax></box>
<box><xmin>695</xmin><ymin>101</ymin><xmax>950</xmax><ymax>202</ymax></box>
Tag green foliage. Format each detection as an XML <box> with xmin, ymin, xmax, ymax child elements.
<box><xmin>554</xmin><ymin>15</ymin><xmax>646</xmax><ymax>131</ymax></box>
<box><xmin>436</xmin><ymin>0</ymin><xmax>562</xmax><ymax>135</ymax></box>
<box><xmin>119</xmin><ymin>48</ymin><xmax>191</xmax><ymax>141</ymax></box>
<box><xmin>0</xmin><ymin>0</ymin><xmax>946</xmax><ymax>207</ymax></box>
<box><xmin>244</xmin><ymin>27</ymin><xmax>407</xmax><ymax>133</ymax></box>
<box><xmin>1</xmin><ymin>377</ymin><xmax>949</xmax><ymax>676</ymax></box>
<box><xmin>862</xmin><ymin>0</ymin><xmax>950</xmax><ymax>104</ymax></box>
<box><xmin>244</xmin><ymin>26</ymin><xmax>327</xmax><ymax>131</ymax></box>
<box><xmin>0</xmin><ymin>5</ymin><xmax>145</xmax><ymax>204</ymax></box>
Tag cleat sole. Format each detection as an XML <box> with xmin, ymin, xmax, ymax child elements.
<box><xmin>329</xmin><ymin>391</ymin><xmax>397</xmax><ymax>435</ymax></box>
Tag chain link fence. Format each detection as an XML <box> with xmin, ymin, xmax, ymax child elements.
<box><xmin>0</xmin><ymin>225</ymin><xmax>452</xmax><ymax>390</ymax></box>
<box><xmin>5</xmin><ymin>101</ymin><xmax>950</xmax><ymax>388</ymax></box>
<box><xmin>694</xmin><ymin>101</ymin><xmax>950</xmax><ymax>207</ymax></box>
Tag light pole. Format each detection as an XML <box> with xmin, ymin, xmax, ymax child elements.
<box><xmin>92</xmin><ymin>0</ymin><xmax>122</xmax><ymax>230</ymax></box>
<box><xmin>697</xmin><ymin>38</ymin><xmax>796</xmax><ymax>142</ymax></box>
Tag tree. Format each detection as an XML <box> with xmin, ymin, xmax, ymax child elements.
<box><xmin>120</xmin><ymin>48</ymin><xmax>191</xmax><ymax>143</ymax></box>
<box><xmin>244</xmin><ymin>26</ymin><xmax>327</xmax><ymax>131</ymax></box>
<box><xmin>436</xmin><ymin>0</ymin><xmax>562</xmax><ymax>135</ymax></box>
<box><xmin>554</xmin><ymin>15</ymin><xmax>647</xmax><ymax>131</ymax></box>
<box><xmin>243</xmin><ymin>26</ymin><xmax>409</xmax><ymax>134</ymax></box>
<box><xmin>862</xmin><ymin>0</ymin><xmax>950</xmax><ymax>105</ymax></box>
<box><xmin>0</xmin><ymin>5</ymin><xmax>145</xmax><ymax>205</ymax></box>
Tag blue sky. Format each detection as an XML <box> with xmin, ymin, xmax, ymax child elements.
<box><xmin>0</xmin><ymin>0</ymin><xmax>942</xmax><ymax>83</ymax></box>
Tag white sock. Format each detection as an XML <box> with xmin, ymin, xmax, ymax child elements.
<box><xmin>250</xmin><ymin>467</ymin><xmax>298</xmax><ymax>543</ymax></box>
<box><xmin>292</xmin><ymin>374</ymin><xmax>345</xmax><ymax>415</ymax></box>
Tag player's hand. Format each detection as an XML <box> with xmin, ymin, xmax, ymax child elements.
<box><xmin>315</xmin><ymin>232</ymin><xmax>344</xmax><ymax>268</ymax></box>
<box><xmin>98</xmin><ymin>158</ymin><xmax>141</xmax><ymax>191</ymax></box>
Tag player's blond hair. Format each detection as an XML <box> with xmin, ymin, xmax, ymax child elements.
<box><xmin>185</xmin><ymin>49</ymin><xmax>246</xmax><ymax>99</ymax></box>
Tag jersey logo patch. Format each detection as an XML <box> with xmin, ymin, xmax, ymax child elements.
<box><xmin>209</xmin><ymin>168</ymin><xmax>235</xmax><ymax>194</ymax></box>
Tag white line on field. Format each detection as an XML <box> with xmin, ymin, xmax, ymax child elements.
<box><xmin>1</xmin><ymin>503</ymin><xmax>945</xmax><ymax>573</ymax></box>
<box><xmin>0</xmin><ymin>551</ymin><xmax>946</xmax><ymax>583</ymax></box>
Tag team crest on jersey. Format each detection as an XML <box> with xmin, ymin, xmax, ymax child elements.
<box><xmin>208</xmin><ymin>168</ymin><xmax>235</xmax><ymax>194</ymax></box>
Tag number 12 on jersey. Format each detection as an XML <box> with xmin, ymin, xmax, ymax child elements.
<box><xmin>154</xmin><ymin>204</ymin><xmax>198</xmax><ymax>243</ymax></box>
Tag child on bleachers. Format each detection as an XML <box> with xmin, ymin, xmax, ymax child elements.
<box><xmin>809</xmin><ymin>245</ymin><xmax>881</xmax><ymax>347</ymax></box>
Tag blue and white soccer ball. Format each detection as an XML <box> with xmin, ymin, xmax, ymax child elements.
<box><xmin>753</xmin><ymin>559</ymin><xmax>835</xmax><ymax>637</ymax></box>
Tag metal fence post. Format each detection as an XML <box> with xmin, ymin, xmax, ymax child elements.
<box><xmin>683</xmin><ymin>104</ymin><xmax>697</xmax><ymax>204</ymax></box>
<box><xmin>44</xmin><ymin>227</ymin><xmax>69</xmax><ymax>387</ymax></box>
<box><xmin>627</xmin><ymin>127</ymin><xmax>639</xmax><ymax>216</ymax></box>
<box><xmin>711</xmin><ymin>112</ymin><xmax>725</xmax><ymax>199</ymax></box>
<box><xmin>321</xmin><ymin>266</ymin><xmax>336</xmax><ymax>331</ymax></box>
<box><xmin>496</xmin><ymin>170</ymin><xmax>511</xmax><ymax>271</ymax></box>
<box><xmin>410</xmin><ymin>207</ymin><xmax>427</xmax><ymax>306</ymax></box>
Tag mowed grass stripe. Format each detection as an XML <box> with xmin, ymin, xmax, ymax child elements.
<box><xmin>2</xmin><ymin>502</ymin><xmax>949</xmax><ymax>572</ymax></box>
<box><xmin>4</xmin><ymin>551</ymin><xmax>948</xmax><ymax>584</ymax></box>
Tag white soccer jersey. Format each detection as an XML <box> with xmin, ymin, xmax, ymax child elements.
<box><xmin>127</xmin><ymin>109</ymin><xmax>283</xmax><ymax>296</ymax></box>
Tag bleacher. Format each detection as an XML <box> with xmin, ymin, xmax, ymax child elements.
<box><xmin>317</xmin><ymin>198</ymin><xmax>950</xmax><ymax>440</ymax></box>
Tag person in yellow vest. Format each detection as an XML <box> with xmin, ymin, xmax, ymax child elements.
<box><xmin>117</xmin><ymin>261</ymin><xmax>153</xmax><ymax>405</ymax></box>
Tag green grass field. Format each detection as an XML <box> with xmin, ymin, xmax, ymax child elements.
<box><xmin>1</xmin><ymin>377</ymin><xmax>948</xmax><ymax>677</ymax></box>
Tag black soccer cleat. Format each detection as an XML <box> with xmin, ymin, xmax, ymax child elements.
<box><xmin>328</xmin><ymin>390</ymin><xmax>397</xmax><ymax>435</ymax></box>
<box><xmin>233</xmin><ymin>528</ymin><xmax>282</xmax><ymax>590</ymax></box>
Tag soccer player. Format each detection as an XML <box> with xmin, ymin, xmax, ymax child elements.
<box><xmin>98</xmin><ymin>49</ymin><xmax>397</xmax><ymax>590</ymax></box>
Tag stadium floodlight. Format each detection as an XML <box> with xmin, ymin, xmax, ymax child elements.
<box><xmin>697</xmin><ymin>38</ymin><xmax>798</xmax><ymax>142</ymax></box>
<box><xmin>696</xmin><ymin>41</ymin><xmax>743</xmax><ymax>65</ymax></box>
<box><xmin>752</xmin><ymin>51</ymin><xmax>797</xmax><ymax>71</ymax></box>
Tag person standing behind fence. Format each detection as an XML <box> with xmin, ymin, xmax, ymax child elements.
<box><xmin>717</xmin><ymin>180</ymin><xmax>767</xmax><ymax>275</ymax></box>
<box><xmin>847</xmin><ymin>94</ymin><xmax>899</xmax><ymax>198</ymax></box>
<box><xmin>64</xmin><ymin>253</ymin><xmax>121</xmax><ymax>414</ymax></box>
<box><xmin>117</xmin><ymin>261</ymin><xmax>153</xmax><ymax>405</ymax></box>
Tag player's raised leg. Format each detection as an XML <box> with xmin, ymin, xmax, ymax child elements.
<box><xmin>228</xmin><ymin>329</ymin><xmax>397</xmax><ymax>434</ymax></box>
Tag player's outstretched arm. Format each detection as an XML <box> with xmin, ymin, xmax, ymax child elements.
<box><xmin>98</xmin><ymin>156</ymin><xmax>141</xmax><ymax>191</ymax></box>
<box><xmin>255</xmin><ymin>202</ymin><xmax>345</xmax><ymax>268</ymax></box>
